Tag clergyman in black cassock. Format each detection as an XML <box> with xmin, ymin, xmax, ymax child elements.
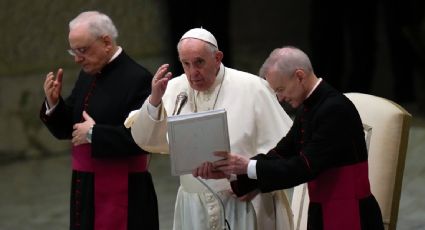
<box><xmin>40</xmin><ymin>11</ymin><xmax>158</xmax><ymax>230</ymax></box>
<box><xmin>194</xmin><ymin>46</ymin><xmax>384</xmax><ymax>230</ymax></box>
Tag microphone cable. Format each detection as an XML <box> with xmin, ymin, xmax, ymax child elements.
<box><xmin>195</xmin><ymin>177</ymin><xmax>231</xmax><ymax>230</ymax></box>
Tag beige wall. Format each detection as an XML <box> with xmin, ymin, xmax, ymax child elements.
<box><xmin>0</xmin><ymin>0</ymin><xmax>170</xmax><ymax>76</ymax></box>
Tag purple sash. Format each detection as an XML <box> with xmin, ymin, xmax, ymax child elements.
<box><xmin>308</xmin><ymin>162</ymin><xmax>371</xmax><ymax>230</ymax></box>
<box><xmin>72</xmin><ymin>144</ymin><xmax>148</xmax><ymax>230</ymax></box>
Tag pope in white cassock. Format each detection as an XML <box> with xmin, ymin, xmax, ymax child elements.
<box><xmin>125</xmin><ymin>28</ymin><xmax>294</xmax><ymax>230</ymax></box>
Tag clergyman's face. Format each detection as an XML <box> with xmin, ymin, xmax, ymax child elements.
<box><xmin>266</xmin><ymin>68</ymin><xmax>306</xmax><ymax>109</ymax></box>
<box><xmin>68</xmin><ymin>26</ymin><xmax>110</xmax><ymax>75</ymax></box>
<box><xmin>178</xmin><ymin>38</ymin><xmax>223</xmax><ymax>91</ymax></box>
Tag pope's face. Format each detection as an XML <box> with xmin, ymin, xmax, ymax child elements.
<box><xmin>68</xmin><ymin>26</ymin><xmax>110</xmax><ymax>75</ymax></box>
<box><xmin>178</xmin><ymin>39</ymin><xmax>223</xmax><ymax>91</ymax></box>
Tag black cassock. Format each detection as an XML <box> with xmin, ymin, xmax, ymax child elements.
<box><xmin>232</xmin><ymin>81</ymin><xmax>384</xmax><ymax>230</ymax></box>
<box><xmin>40</xmin><ymin>51</ymin><xmax>158</xmax><ymax>230</ymax></box>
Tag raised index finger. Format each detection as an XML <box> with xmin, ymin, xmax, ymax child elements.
<box><xmin>56</xmin><ymin>68</ymin><xmax>63</xmax><ymax>83</ymax></box>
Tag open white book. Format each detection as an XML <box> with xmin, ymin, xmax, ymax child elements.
<box><xmin>167</xmin><ymin>109</ymin><xmax>230</xmax><ymax>176</ymax></box>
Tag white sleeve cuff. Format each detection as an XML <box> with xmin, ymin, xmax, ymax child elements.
<box><xmin>247</xmin><ymin>160</ymin><xmax>258</xmax><ymax>179</ymax></box>
<box><xmin>45</xmin><ymin>101</ymin><xmax>58</xmax><ymax>115</ymax></box>
<box><xmin>228</xmin><ymin>174</ymin><xmax>237</xmax><ymax>182</ymax></box>
<box><xmin>147</xmin><ymin>101</ymin><xmax>161</xmax><ymax>120</ymax></box>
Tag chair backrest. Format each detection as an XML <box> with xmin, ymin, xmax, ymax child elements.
<box><xmin>291</xmin><ymin>93</ymin><xmax>412</xmax><ymax>230</ymax></box>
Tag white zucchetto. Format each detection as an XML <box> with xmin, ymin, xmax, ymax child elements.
<box><xmin>180</xmin><ymin>28</ymin><xmax>218</xmax><ymax>48</ymax></box>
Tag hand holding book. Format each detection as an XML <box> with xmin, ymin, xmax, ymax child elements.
<box><xmin>167</xmin><ymin>109</ymin><xmax>230</xmax><ymax>176</ymax></box>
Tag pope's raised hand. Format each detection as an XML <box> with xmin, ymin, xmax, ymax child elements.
<box><xmin>149</xmin><ymin>64</ymin><xmax>172</xmax><ymax>107</ymax></box>
<box><xmin>43</xmin><ymin>68</ymin><xmax>63</xmax><ymax>108</ymax></box>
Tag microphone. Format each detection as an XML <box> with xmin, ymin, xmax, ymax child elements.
<box><xmin>172</xmin><ymin>92</ymin><xmax>188</xmax><ymax>115</ymax></box>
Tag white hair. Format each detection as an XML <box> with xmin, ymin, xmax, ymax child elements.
<box><xmin>259</xmin><ymin>46</ymin><xmax>313</xmax><ymax>78</ymax></box>
<box><xmin>69</xmin><ymin>11</ymin><xmax>118</xmax><ymax>41</ymax></box>
<box><xmin>177</xmin><ymin>38</ymin><xmax>219</xmax><ymax>58</ymax></box>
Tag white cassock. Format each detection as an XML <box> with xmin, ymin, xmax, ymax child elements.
<box><xmin>125</xmin><ymin>64</ymin><xmax>294</xmax><ymax>230</ymax></box>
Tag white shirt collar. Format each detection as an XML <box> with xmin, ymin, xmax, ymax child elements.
<box><xmin>109</xmin><ymin>46</ymin><xmax>122</xmax><ymax>63</ymax></box>
<box><xmin>306</xmin><ymin>78</ymin><xmax>322</xmax><ymax>99</ymax></box>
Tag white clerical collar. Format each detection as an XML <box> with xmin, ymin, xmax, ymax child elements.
<box><xmin>109</xmin><ymin>46</ymin><xmax>122</xmax><ymax>63</ymax></box>
<box><xmin>306</xmin><ymin>78</ymin><xmax>322</xmax><ymax>99</ymax></box>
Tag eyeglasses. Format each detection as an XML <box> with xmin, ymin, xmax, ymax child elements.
<box><xmin>67</xmin><ymin>38</ymin><xmax>99</xmax><ymax>57</ymax></box>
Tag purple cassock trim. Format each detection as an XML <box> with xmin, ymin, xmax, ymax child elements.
<box><xmin>72</xmin><ymin>144</ymin><xmax>148</xmax><ymax>230</ymax></box>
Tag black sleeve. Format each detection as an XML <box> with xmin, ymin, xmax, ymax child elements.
<box><xmin>268</xmin><ymin>117</ymin><xmax>298</xmax><ymax>159</ymax></box>
<box><xmin>230</xmin><ymin>117</ymin><xmax>299</xmax><ymax>197</ymax></box>
<box><xmin>91</xmin><ymin>123</ymin><xmax>146</xmax><ymax>157</ymax></box>
<box><xmin>91</xmin><ymin>66</ymin><xmax>152</xmax><ymax>157</ymax></box>
<box><xmin>39</xmin><ymin>97</ymin><xmax>74</xmax><ymax>140</ymax></box>
<box><xmin>255</xmin><ymin>101</ymin><xmax>352</xmax><ymax>193</ymax></box>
